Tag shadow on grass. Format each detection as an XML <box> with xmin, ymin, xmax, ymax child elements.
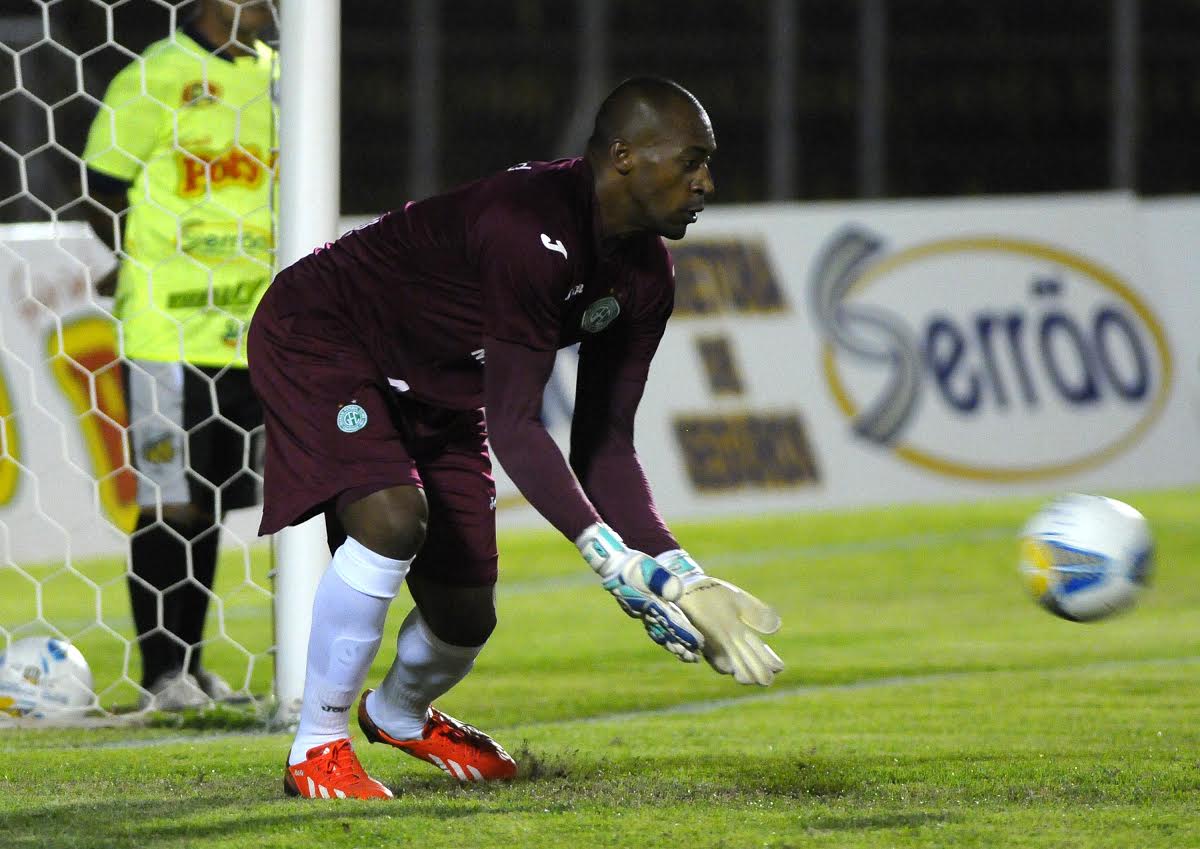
<box><xmin>803</xmin><ymin>810</ymin><xmax>960</xmax><ymax>832</ymax></box>
<box><xmin>0</xmin><ymin>745</ymin><xmax>865</xmax><ymax>848</ymax></box>
<box><xmin>0</xmin><ymin>792</ymin><xmax>524</xmax><ymax>849</ymax></box>
<box><xmin>430</xmin><ymin>741</ymin><xmax>864</xmax><ymax>802</ymax></box>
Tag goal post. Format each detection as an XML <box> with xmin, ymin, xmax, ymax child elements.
<box><xmin>270</xmin><ymin>0</ymin><xmax>341</xmax><ymax>726</ymax></box>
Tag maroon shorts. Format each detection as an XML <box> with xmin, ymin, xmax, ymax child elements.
<box><xmin>247</xmin><ymin>275</ymin><xmax>497</xmax><ymax>586</ymax></box>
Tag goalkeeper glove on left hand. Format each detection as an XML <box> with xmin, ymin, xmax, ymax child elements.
<box><xmin>575</xmin><ymin>523</ymin><xmax>703</xmax><ymax>663</ymax></box>
<box><xmin>656</xmin><ymin>550</ymin><xmax>784</xmax><ymax>686</ymax></box>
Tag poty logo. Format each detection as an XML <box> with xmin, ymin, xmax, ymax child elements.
<box><xmin>177</xmin><ymin>144</ymin><xmax>277</xmax><ymax>198</ymax></box>
<box><xmin>810</xmin><ymin>227</ymin><xmax>1172</xmax><ymax>481</ymax></box>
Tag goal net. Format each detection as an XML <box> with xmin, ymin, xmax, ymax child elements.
<box><xmin>0</xmin><ymin>1</ymin><xmax>280</xmax><ymax>722</ymax></box>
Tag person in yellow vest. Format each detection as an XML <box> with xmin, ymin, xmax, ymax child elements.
<box><xmin>83</xmin><ymin>0</ymin><xmax>277</xmax><ymax>710</ymax></box>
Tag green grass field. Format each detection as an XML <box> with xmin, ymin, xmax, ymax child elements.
<box><xmin>2</xmin><ymin>489</ymin><xmax>1198</xmax><ymax>848</ymax></box>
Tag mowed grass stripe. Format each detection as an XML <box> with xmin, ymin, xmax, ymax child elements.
<box><xmin>501</xmin><ymin>525</ymin><xmax>1015</xmax><ymax>595</ymax></box>
<box><xmin>7</xmin><ymin>652</ymin><xmax>1197</xmax><ymax>751</ymax></box>
<box><xmin>4</xmin><ymin>523</ymin><xmax>1017</xmax><ymax>636</ymax></box>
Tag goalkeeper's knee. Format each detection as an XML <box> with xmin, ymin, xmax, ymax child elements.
<box><xmin>331</xmin><ymin>536</ymin><xmax>413</xmax><ymax>600</ymax></box>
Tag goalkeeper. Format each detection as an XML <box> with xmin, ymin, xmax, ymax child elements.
<box><xmin>248</xmin><ymin>77</ymin><xmax>784</xmax><ymax>801</ymax></box>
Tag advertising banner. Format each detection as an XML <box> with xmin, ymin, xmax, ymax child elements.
<box><xmin>0</xmin><ymin>223</ymin><xmax>131</xmax><ymax>563</ymax></box>
<box><xmin>4</xmin><ymin>197</ymin><xmax>1198</xmax><ymax>563</ymax></box>
<box><xmin>493</xmin><ymin>192</ymin><xmax>1197</xmax><ymax>524</ymax></box>
<box><xmin>1140</xmin><ymin>197</ymin><xmax>1200</xmax><ymax>436</ymax></box>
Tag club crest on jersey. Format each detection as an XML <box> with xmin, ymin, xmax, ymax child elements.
<box><xmin>337</xmin><ymin>403</ymin><xmax>368</xmax><ymax>433</ymax></box>
<box><xmin>581</xmin><ymin>296</ymin><xmax>620</xmax><ymax>333</ymax></box>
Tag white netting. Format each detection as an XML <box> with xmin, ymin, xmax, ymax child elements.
<box><xmin>0</xmin><ymin>1</ymin><xmax>278</xmax><ymax>723</ymax></box>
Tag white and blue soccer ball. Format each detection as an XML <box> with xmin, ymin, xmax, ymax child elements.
<box><xmin>1019</xmin><ymin>494</ymin><xmax>1153</xmax><ymax>622</ymax></box>
<box><xmin>0</xmin><ymin>636</ymin><xmax>94</xmax><ymax>718</ymax></box>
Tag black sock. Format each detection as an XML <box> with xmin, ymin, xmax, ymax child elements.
<box><xmin>179</xmin><ymin>523</ymin><xmax>219</xmax><ymax>676</ymax></box>
<box><xmin>128</xmin><ymin>510</ymin><xmax>220</xmax><ymax>686</ymax></box>
<box><xmin>128</xmin><ymin>513</ymin><xmax>188</xmax><ymax>687</ymax></box>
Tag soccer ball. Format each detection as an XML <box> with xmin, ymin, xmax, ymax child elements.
<box><xmin>1018</xmin><ymin>494</ymin><xmax>1153</xmax><ymax>622</ymax></box>
<box><xmin>0</xmin><ymin>636</ymin><xmax>94</xmax><ymax>718</ymax></box>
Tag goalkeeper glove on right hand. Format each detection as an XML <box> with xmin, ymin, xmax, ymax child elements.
<box><xmin>575</xmin><ymin>523</ymin><xmax>703</xmax><ymax>663</ymax></box>
<box><xmin>656</xmin><ymin>550</ymin><xmax>784</xmax><ymax>686</ymax></box>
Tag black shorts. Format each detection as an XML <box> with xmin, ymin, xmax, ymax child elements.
<box><xmin>124</xmin><ymin>360</ymin><xmax>264</xmax><ymax>515</ymax></box>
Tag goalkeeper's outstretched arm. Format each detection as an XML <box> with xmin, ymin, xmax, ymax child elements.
<box><xmin>568</xmin><ymin>327</ymin><xmax>785</xmax><ymax>685</ymax></box>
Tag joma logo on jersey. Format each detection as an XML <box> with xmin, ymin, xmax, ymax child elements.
<box><xmin>180</xmin><ymin>79</ymin><xmax>224</xmax><ymax>106</ymax></box>
<box><xmin>177</xmin><ymin>144</ymin><xmax>276</xmax><ymax>197</ymax></box>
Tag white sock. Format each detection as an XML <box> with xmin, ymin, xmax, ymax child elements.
<box><xmin>364</xmin><ymin>606</ymin><xmax>483</xmax><ymax>740</ymax></box>
<box><xmin>289</xmin><ymin>539</ymin><xmax>412</xmax><ymax>765</ymax></box>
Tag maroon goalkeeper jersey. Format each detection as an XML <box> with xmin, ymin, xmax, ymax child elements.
<box><xmin>258</xmin><ymin>157</ymin><xmax>677</xmax><ymax>551</ymax></box>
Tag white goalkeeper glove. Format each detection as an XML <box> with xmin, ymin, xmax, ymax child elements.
<box><xmin>655</xmin><ymin>549</ymin><xmax>784</xmax><ymax>686</ymax></box>
<box><xmin>575</xmin><ymin>523</ymin><xmax>703</xmax><ymax>663</ymax></box>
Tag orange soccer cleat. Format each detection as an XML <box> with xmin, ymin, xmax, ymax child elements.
<box><xmin>358</xmin><ymin>689</ymin><xmax>518</xmax><ymax>782</ymax></box>
<box><xmin>283</xmin><ymin>738</ymin><xmax>394</xmax><ymax>800</ymax></box>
